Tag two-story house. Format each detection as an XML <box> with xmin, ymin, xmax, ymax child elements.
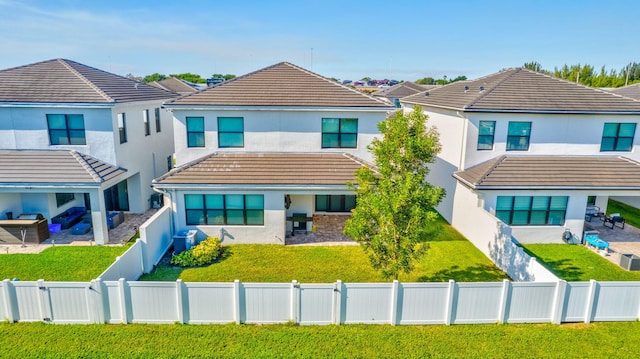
<box><xmin>0</xmin><ymin>59</ymin><xmax>178</xmax><ymax>244</ymax></box>
<box><xmin>401</xmin><ymin>68</ymin><xmax>640</xmax><ymax>244</ymax></box>
<box><xmin>153</xmin><ymin>62</ymin><xmax>394</xmax><ymax>244</ymax></box>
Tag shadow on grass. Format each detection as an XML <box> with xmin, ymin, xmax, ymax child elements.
<box><xmin>417</xmin><ymin>264</ymin><xmax>508</xmax><ymax>282</ymax></box>
<box><xmin>532</xmin><ymin>258</ymin><xmax>585</xmax><ymax>282</ymax></box>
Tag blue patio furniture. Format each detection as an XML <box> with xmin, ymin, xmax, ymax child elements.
<box><xmin>71</xmin><ymin>221</ymin><xmax>91</xmax><ymax>235</ymax></box>
<box><xmin>584</xmin><ymin>232</ymin><xmax>609</xmax><ymax>251</ymax></box>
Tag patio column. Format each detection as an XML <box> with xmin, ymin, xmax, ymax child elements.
<box><xmin>89</xmin><ymin>189</ymin><xmax>109</xmax><ymax>245</ymax></box>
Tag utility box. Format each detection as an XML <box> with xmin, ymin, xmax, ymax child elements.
<box><xmin>173</xmin><ymin>229</ymin><xmax>198</xmax><ymax>254</ymax></box>
<box><xmin>619</xmin><ymin>254</ymin><xmax>640</xmax><ymax>271</ymax></box>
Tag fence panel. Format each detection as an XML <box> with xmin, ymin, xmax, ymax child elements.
<box><xmin>398</xmin><ymin>283</ymin><xmax>449</xmax><ymax>325</ymax></box>
<box><xmin>139</xmin><ymin>207</ymin><xmax>172</xmax><ymax>273</ymax></box>
<box><xmin>298</xmin><ymin>284</ymin><xmax>334</xmax><ymax>325</ymax></box>
<box><xmin>562</xmin><ymin>282</ymin><xmax>590</xmax><ymax>322</ymax></box>
<box><xmin>452</xmin><ymin>283</ymin><xmax>503</xmax><ymax>324</ymax></box>
<box><xmin>98</xmin><ymin>240</ymin><xmax>144</xmax><ymax>281</ymax></box>
<box><xmin>592</xmin><ymin>282</ymin><xmax>640</xmax><ymax>322</ymax></box>
<box><xmin>506</xmin><ymin>282</ymin><xmax>556</xmax><ymax>323</ymax></box>
<box><xmin>0</xmin><ymin>280</ymin><xmax>7</xmax><ymax>321</ymax></box>
<box><xmin>103</xmin><ymin>281</ymin><xmax>123</xmax><ymax>323</ymax></box>
<box><xmin>128</xmin><ymin>281</ymin><xmax>179</xmax><ymax>323</ymax></box>
<box><xmin>183</xmin><ymin>282</ymin><xmax>235</xmax><ymax>324</ymax></box>
<box><xmin>242</xmin><ymin>283</ymin><xmax>291</xmax><ymax>324</ymax></box>
<box><xmin>12</xmin><ymin>282</ymin><xmax>42</xmax><ymax>322</ymax></box>
<box><xmin>46</xmin><ymin>282</ymin><xmax>92</xmax><ymax>324</ymax></box>
<box><xmin>342</xmin><ymin>283</ymin><xmax>392</xmax><ymax>324</ymax></box>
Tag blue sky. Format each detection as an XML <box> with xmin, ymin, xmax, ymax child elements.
<box><xmin>1</xmin><ymin>0</ymin><xmax>639</xmax><ymax>81</ymax></box>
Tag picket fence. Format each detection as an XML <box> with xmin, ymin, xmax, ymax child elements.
<box><xmin>2</xmin><ymin>278</ymin><xmax>639</xmax><ymax>325</ymax></box>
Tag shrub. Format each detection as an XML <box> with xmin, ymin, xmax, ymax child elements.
<box><xmin>171</xmin><ymin>236</ymin><xmax>221</xmax><ymax>267</ymax></box>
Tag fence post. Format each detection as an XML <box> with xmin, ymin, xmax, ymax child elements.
<box><xmin>584</xmin><ymin>279</ymin><xmax>598</xmax><ymax>323</ymax></box>
<box><xmin>445</xmin><ymin>279</ymin><xmax>456</xmax><ymax>325</ymax></box>
<box><xmin>498</xmin><ymin>279</ymin><xmax>510</xmax><ymax>324</ymax></box>
<box><xmin>36</xmin><ymin>279</ymin><xmax>50</xmax><ymax>322</ymax></box>
<box><xmin>290</xmin><ymin>280</ymin><xmax>299</xmax><ymax>324</ymax></box>
<box><xmin>90</xmin><ymin>279</ymin><xmax>106</xmax><ymax>324</ymax></box>
<box><xmin>114</xmin><ymin>257</ymin><xmax>122</xmax><ymax>281</ymax></box>
<box><xmin>333</xmin><ymin>280</ymin><xmax>343</xmax><ymax>325</ymax></box>
<box><xmin>176</xmin><ymin>279</ymin><xmax>184</xmax><ymax>324</ymax></box>
<box><xmin>118</xmin><ymin>278</ymin><xmax>128</xmax><ymax>324</ymax></box>
<box><xmin>390</xmin><ymin>280</ymin><xmax>399</xmax><ymax>325</ymax></box>
<box><xmin>233</xmin><ymin>280</ymin><xmax>241</xmax><ymax>325</ymax></box>
<box><xmin>552</xmin><ymin>280</ymin><xmax>567</xmax><ymax>324</ymax></box>
<box><xmin>1</xmin><ymin>279</ymin><xmax>15</xmax><ymax>322</ymax></box>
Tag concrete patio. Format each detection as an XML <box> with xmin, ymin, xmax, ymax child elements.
<box><xmin>1</xmin><ymin>209</ymin><xmax>159</xmax><ymax>254</ymax></box>
<box><xmin>583</xmin><ymin>218</ymin><xmax>640</xmax><ymax>268</ymax></box>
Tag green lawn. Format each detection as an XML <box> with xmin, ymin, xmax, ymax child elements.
<box><xmin>607</xmin><ymin>199</ymin><xmax>640</xmax><ymax>228</ymax></box>
<box><xmin>1</xmin><ymin>322</ymin><xmax>639</xmax><ymax>358</ymax></box>
<box><xmin>521</xmin><ymin>244</ymin><xmax>640</xmax><ymax>281</ymax></box>
<box><xmin>0</xmin><ymin>245</ymin><xmax>130</xmax><ymax>281</ymax></box>
<box><xmin>141</xmin><ymin>223</ymin><xmax>507</xmax><ymax>283</ymax></box>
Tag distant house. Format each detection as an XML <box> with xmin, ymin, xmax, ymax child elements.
<box><xmin>607</xmin><ymin>83</ymin><xmax>640</xmax><ymax>100</ymax></box>
<box><xmin>402</xmin><ymin>68</ymin><xmax>640</xmax><ymax>244</ymax></box>
<box><xmin>149</xmin><ymin>77</ymin><xmax>201</xmax><ymax>96</ymax></box>
<box><xmin>154</xmin><ymin>62</ymin><xmax>394</xmax><ymax>244</ymax></box>
<box><xmin>372</xmin><ymin>81</ymin><xmax>433</xmax><ymax>108</ymax></box>
<box><xmin>0</xmin><ymin>59</ymin><xmax>178</xmax><ymax>244</ymax></box>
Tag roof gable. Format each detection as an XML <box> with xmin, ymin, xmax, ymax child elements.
<box><xmin>0</xmin><ymin>59</ymin><xmax>178</xmax><ymax>104</ymax></box>
<box><xmin>373</xmin><ymin>82</ymin><xmax>426</xmax><ymax>99</ymax></box>
<box><xmin>149</xmin><ymin>77</ymin><xmax>199</xmax><ymax>94</ymax></box>
<box><xmin>403</xmin><ymin>68</ymin><xmax>640</xmax><ymax>113</ymax></box>
<box><xmin>609</xmin><ymin>83</ymin><xmax>640</xmax><ymax>100</ymax></box>
<box><xmin>168</xmin><ymin>62</ymin><xmax>392</xmax><ymax>108</ymax></box>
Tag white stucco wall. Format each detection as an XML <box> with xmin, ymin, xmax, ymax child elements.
<box><xmin>171</xmin><ymin>108</ymin><xmax>389</xmax><ymax>166</ymax></box>
<box><xmin>0</xmin><ymin>193</ymin><xmax>21</xmax><ymax>219</ymax></box>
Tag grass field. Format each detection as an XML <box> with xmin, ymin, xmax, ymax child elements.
<box><xmin>607</xmin><ymin>199</ymin><xmax>640</xmax><ymax>228</ymax></box>
<box><xmin>1</xmin><ymin>321</ymin><xmax>639</xmax><ymax>358</ymax></box>
<box><xmin>141</xmin><ymin>220</ymin><xmax>507</xmax><ymax>282</ymax></box>
<box><xmin>0</xmin><ymin>244</ymin><xmax>130</xmax><ymax>281</ymax></box>
<box><xmin>521</xmin><ymin>244</ymin><xmax>640</xmax><ymax>281</ymax></box>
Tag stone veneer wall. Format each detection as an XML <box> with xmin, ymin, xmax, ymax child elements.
<box><xmin>312</xmin><ymin>213</ymin><xmax>352</xmax><ymax>241</ymax></box>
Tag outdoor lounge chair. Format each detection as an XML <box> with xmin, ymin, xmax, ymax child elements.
<box><xmin>584</xmin><ymin>232</ymin><xmax>609</xmax><ymax>251</ymax></box>
<box><xmin>603</xmin><ymin>213</ymin><xmax>625</xmax><ymax>229</ymax></box>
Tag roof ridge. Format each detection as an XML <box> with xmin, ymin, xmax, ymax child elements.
<box><xmin>465</xmin><ymin>68</ymin><xmax>521</xmax><ymax>109</ymax></box>
<box><xmin>153</xmin><ymin>152</ymin><xmax>219</xmax><ymax>183</ymax></box>
<box><xmin>57</xmin><ymin>59</ymin><xmax>114</xmax><ymax>102</ymax></box>
<box><xmin>70</xmin><ymin>150</ymin><xmax>102</xmax><ymax>182</ymax></box>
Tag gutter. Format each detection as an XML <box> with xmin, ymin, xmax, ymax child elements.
<box><xmin>152</xmin><ymin>185</ymin><xmax>176</xmax><ymax>236</ymax></box>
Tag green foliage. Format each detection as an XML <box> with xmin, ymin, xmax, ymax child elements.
<box><xmin>211</xmin><ymin>73</ymin><xmax>236</xmax><ymax>81</ymax></box>
<box><xmin>523</xmin><ymin>61</ymin><xmax>543</xmax><ymax>72</ymax></box>
<box><xmin>0</xmin><ymin>246</ymin><xmax>130</xmax><ymax>281</ymax></box>
<box><xmin>526</xmin><ymin>61</ymin><xmax>640</xmax><ymax>87</ymax></box>
<box><xmin>415</xmin><ymin>75</ymin><xmax>466</xmax><ymax>85</ymax></box>
<box><xmin>415</xmin><ymin>77</ymin><xmax>435</xmax><ymax>85</ymax></box>
<box><xmin>606</xmin><ymin>199</ymin><xmax>640</xmax><ymax>229</ymax></box>
<box><xmin>171</xmin><ymin>237</ymin><xmax>221</xmax><ymax>267</ymax></box>
<box><xmin>143</xmin><ymin>73</ymin><xmax>167</xmax><ymax>83</ymax></box>
<box><xmin>2</xmin><ymin>322</ymin><xmax>640</xmax><ymax>358</ymax></box>
<box><xmin>169</xmin><ymin>72</ymin><xmax>206</xmax><ymax>84</ymax></box>
<box><xmin>344</xmin><ymin>105</ymin><xmax>445</xmax><ymax>280</ymax></box>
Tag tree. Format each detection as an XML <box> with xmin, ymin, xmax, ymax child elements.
<box><xmin>212</xmin><ymin>73</ymin><xmax>236</xmax><ymax>81</ymax></box>
<box><xmin>170</xmin><ymin>73</ymin><xmax>206</xmax><ymax>84</ymax></box>
<box><xmin>523</xmin><ymin>61</ymin><xmax>543</xmax><ymax>72</ymax></box>
<box><xmin>143</xmin><ymin>73</ymin><xmax>167</xmax><ymax>83</ymax></box>
<box><xmin>415</xmin><ymin>77</ymin><xmax>435</xmax><ymax>85</ymax></box>
<box><xmin>343</xmin><ymin>105</ymin><xmax>445</xmax><ymax>280</ymax></box>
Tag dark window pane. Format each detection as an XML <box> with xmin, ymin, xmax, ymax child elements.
<box><xmin>188</xmin><ymin>133</ymin><xmax>205</xmax><ymax>147</ymax></box>
<box><xmin>49</xmin><ymin>130</ymin><xmax>69</xmax><ymax>145</ymax></box>
<box><xmin>477</xmin><ymin>135</ymin><xmax>494</xmax><ymax>150</ymax></box>
<box><xmin>226</xmin><ymin>210</ymin><xmax>245</xmax><ymax>224</ymax></box>
<box><xmin>246</xmin><ymin>210</ymin><xmax>264</xmax><ymax>225</ymax></box>
<box><xmin>619</xmin><ymin>123</ymin><xmax>636</xmax><ymax>137</ymax></box>
<box><xmin>340</xmin><ymin>118</ymin><xmax>358</xmax><ymax>133</ymax></box>
<box><xmin>344</xmin><ymin>195</ymin><xmax>356</xmax><ymax>210</ymax></box>
<box><xmin>218</xmin><ymin>117</ymin><xmax>244</xmax><ymax>132</ymax></box>
<box><xmin>245</xmin><ymin>195</ymin><xmax>264</xmax><ymax>209</ymax></box>
<box><xmin>513</xmin><ymin>197</ymin><xmax>531</xmax><ymax>210</ymax></box>
<box><xmin>511</xmin><ymin>211</ymin><xmax>529</xmax><ymax>225</ymax></box>
<box><xmin>226</xmin><ymin>195</ymin><xmax>244</xmax><ymax>209</ymax></box>
<box><xmin>600</xmin><ymin>137</ymin><xmax>615</xmax><ymax>151</ymax></box>
<box><xmin>186</xmin><ymin>210</ymin><xmax>205</xmax><ymax>225</ymax></box>
<box><xmin>205</xmin><ymin>195</ymin><xmax>224</xmax><ymax>209</ymax></box>
<box><xmin>322</xmin><ymin>134</ymin><xmax>339</xmax><ymax>148</ymax></box>
<box><xmin>322</xmin><ymin>119</ymin><xmax>340</xmax><ymax>133</ymax></box>
<box><xmin>219</xmin><ymin>133</ymin><xmax>244</xmax><ymax>147</ymax></box>
<box><xmin>496</xmin><ymin>196</ymin><xmax>513</xmax><ymax>210</ymax></box>
<box><xmin>529</xmin><ymin>211</ymin><xmax>547</xmax><ymax>225</ymax></box>
<box><xmin>549</xmin><ymin>196</ymin><xmax>568</xmax><ymax>210</ymax></box>
<box><xmin>478</xmin><ymin>121</ymin><xmax>495</xmax><ymax>135</ymax></box>
<box><xmin>340</xmin><ymin>134</ymin><xmax>357</xmax><ymax>148</ymax></box>
<box><xmin>67</xmin><ymin>115</ymin><xmax>85</xmax><ymax>129</ymax></box>
<box><xmin>316</xmin><ymin>195</ymin><xmax>328</xmax><ymax>211</ymax></box>
<box><xmin>616</xmin><ymin>138</ymin><xmax>633</xmax><ymax>151</ymax></box>
<box><xmin>185</xmin><ymin>195</ymin><xmax>204</xmax><ymax>209</ymax></box>
<box><xmin>495</xmin><ymin>210</ymin><xmax>511</xmax><ymax>223</ymax></box>
<box><xmin>206</xmin><ymin>210</ymin><xmax>225</xmax><ymax>225</ymax></box>
<box><xmin>602</xmin><ymin>123</ymin><xmax>619</xmax><ymax>137</ymax></box>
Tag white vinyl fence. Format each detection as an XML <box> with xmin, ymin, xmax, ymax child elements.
<box><xmin>2</xmin><ymin>278</ymin><xmax>639</xmax><ymax>325</ymax></box>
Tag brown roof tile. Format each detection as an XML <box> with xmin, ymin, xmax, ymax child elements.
<box><xmin>454</xmin><ymin>155</ymin><xmax>640</xmax><ymax>189</ymax></box>
<box><xmin>372</xmin><ymin>82</ymin><xmax>429</xmax><ymax>99</ymax></box>
<box><xmin>154</xmin><ymin>152</ymin><xmax>371</xmax><ymax>185</ymax></box>
<box><xmin>167</xmin><ymin>62</ymin><xmax>392</xmax><ymax>108</ymax></box>
<box><xmin>403</xmin><ymin>68</ymin><xmax>640</xmax><ymax>113</ymax></box>
<box><xmin>0</xmin><ymin>150</ymin><xmax>126</xmax><ymax>184</ymax></box>
<box><xmin>0</xmin><ymin>59</ymin><xmax>178</xmax><ymax>103</ymax></box>
<box><xmin>608</xmin><ymin>83</ymin><xmax>640</xmax><ymax>100</ymax></box>
<box><xmin>149</xmin><ymin>77</ymin><xmax>199</xmax><ymax>95</ymax></box>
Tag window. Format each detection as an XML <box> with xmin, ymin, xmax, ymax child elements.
<box><xmin>186</xmin><ymin>117</ymin><xmax>205</xmax><ymax>147</ymax></box>
<box><xmin>104</xmin><ymin>180</ymin><xmax>129</xmax><ymax>211</ymax></box>
<box><xmin>143</xmin><ymin>109</ymin><xmax>150</xmax><ymax>136</ymax></box>
<box><xmin>477</xmin><ymin>121</ymin><xmax>496</xmax><ymax>150</ymax></box>
<box><xmin>218</xmin><ymin>117</ymin><xmax>244</xmax><ymax>148</ymax></box>
<box><xmin>55</xmin><ymin>193</ymin><xmax>74</xmax><ymax>207</ymax></box>
<box><xmin>495</xmin><ymin>196</ymin><xmax>568</xmax><ymax>225</ymax></box>
<box><xmin>155</xmin><ymin>108</ymin><xmax>161</xmax><ymax>133</ymax></box>
<box><xmin>47</xmin><ymin>114</ymin><xmax>86</xmax><ymax>145</ymax></box>
<box><xmin>322</xmin><ymin>118</ymin><xmax>358</xmax><ymax>148</ymax></box>
<box><xmin>315</xmin><ymin>195</ymin><xmax>356</xmax><ymax>212</ymax></box>
<box><xmin>506</xmin><ymin>122</ymin><xmax>531</xmax><ymax>151</ymax></box>
<box><xmin>600</xmin><ymin>123</ymin><xmax>636</xmax><ymax>151</ymax></box>
<box><xmin>185</xmin><ymin>194</ymin><xmax>263</xmax><ymax>225</ymax></box>
<box><xmin>118</xmin><ymin>113</ymin><xmax>127</xmax><ymax>144</ymax></box>
<box><xmin>167</xmin><ymin>155</ymin><xmax>173</xmax><ymax>171</ymax></box>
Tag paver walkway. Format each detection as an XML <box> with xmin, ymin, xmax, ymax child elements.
<box><xmin>583</xmin><ymin>218</ymin><xmax>640</xmax><ymax>267</ymax></box>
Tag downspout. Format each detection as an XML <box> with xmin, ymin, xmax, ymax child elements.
<box><xmin>152</xmin><ymin>186</ymin><xmax>176</xmax><ymax>235</ymax></box>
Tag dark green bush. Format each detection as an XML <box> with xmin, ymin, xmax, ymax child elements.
<box><xmin>171</xmin><ymin>236</ymin><xmax>221</xmax><ymax>267</ymax></box>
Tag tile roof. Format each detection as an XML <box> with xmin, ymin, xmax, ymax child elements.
<box><xmin>608</xmin><ymin>83</ymin><xmax>640</xmax><ymax>100</ymax></box>
<box><xmin>0</xmin><ymin>59</ymin><xmax>178</xmax><ymax>104</ymax></box>
<box><xmin>154</xmin><ymin>152</ymin><xmax>371</xmax><ymax>186</ymax></box>
<box><xmin>454</xmin><ymin>155</ymin><xmax>640</xmax><ymax>189</ymax></box>
<box><xmin>149</xmin><ymin>77</ymin><xmax>199</xmax><ymax>95</ymax></box>
<box><xmin>0</xmin><ymin>150</ymin><xmax>126</xmax><ymax>184</ymax></box>
<box><xmin>402</xmin><ymin>68</ymin><xmax>640</xmax><ymax>113</ymax></box>
<box><xmin>167</xmin><ymin>62</ymin><xmax>393</xmax><ymax>108</ymax></box>
<box><xmin>372</xmin><ymin>82</ymin><xmax>428</xmax><ymax>99</ymax></box>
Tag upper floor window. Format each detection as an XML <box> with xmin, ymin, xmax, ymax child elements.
<box><xmin>186</xmin><ymin>117</ymin><xmax>205</xmax><ymax>147</ymax></box>
<box><xmin>506</xmin><ymin>121</ymin><xmax>531</xmax><ymax>151</ymax></box>
<box><xmin>477</xmin><ymin>121</ymin><xmax>496</xmax><ymax>150</ymax></box>
<box><xmin>495</xmin><ymin>196</ymin><xmax>568</xmax><ymax>226</ymax></box>
<box><xmin>118</xmin><ymin>113</ymin><xmax>127</xmax><ymax>144</ymax></box>
<box><xmin>315</xmin><ymin>195</ymin><xmax>356</xmax><ymax>212</ymax></box>
<box><xmin>47</xmin><ymin>114</ymin><xmax>86</xmax><ymax>145</ymax></box>
<box><xmin>218</xmin><ymin>117</ymin><xmax>244</xmax><ymax>148</ymax></box>
<box><xmin>155</xmin><ymin>108</ymin><xmax>162</xmax><ymax>133</ymax></box>
<box><xmin>600</xmin><ymin>123</ymin><xmax>636</xmax><ymax>151</ymax></box>
<box><xmin>143</xmin><ymin>109</ymin><xmax>151</xmax><ymax>136</ymax></box>
<box><xmin>55</xmin><ymin>193</ymin><xmax>74</xmax><ymax>207</ymax></box>
<box><xmin>322</xmin><ymin>118</ymin><xmax>358</xmax><ymax>148</ymax></box>
<box><xmin>185</xmin><ymin>194</ymin><xmax>264</xmax><ymax>225</ymax></box>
